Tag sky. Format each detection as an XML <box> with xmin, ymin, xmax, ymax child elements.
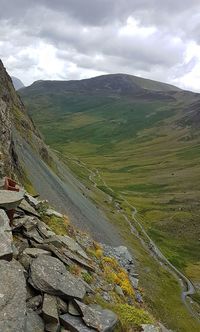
<box><xmin>0</xmin><ymin>0</ymin><xmax>200</xmax><ymax>92</ymax></box>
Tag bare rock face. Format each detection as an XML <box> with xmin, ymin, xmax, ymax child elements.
<box><xmin>30</xmin><ymin>255</ymin><xmax>86</xmax><ymax>300</ymax></box>
<box><xmin>25</xmin><ymin>310</ymin><xmax>45</xmax><ymax>332</ymax></box>
<box><xmin>0</xmin><ymin>259</ymin><xmax>27</xmax><ymax>332</ymax></box>
<box><xmin>0</xmin><ymin>208</ymin><xmax>13</xmax><ymax>260</ymax></box>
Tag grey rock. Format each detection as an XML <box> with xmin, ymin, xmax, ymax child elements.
<box><xmin>30</xmin><ymin>255</ymin><xmax>86</xmax><ymax>300</ymax></box>
<box><xmin>74</xmin><ymin>300</ymin><xmax>118</xmax><ymax>332</ymax></box>
<box><xmin>23</xmin><ymin>216</ymin><xmax>38</xmax><ymax>232</ymax></box>
<box><xmin>60</xmin><ymin>314</ymin><xmax>96</xmax><ymax>332</ymax></box>
<box><xmin>135</xmin><ymin>291</ymin><xmax>143</xmax><ymax>303</ymax></box>
<box><xmin>23</xmin><ymin>227</ymin><xmax>44</xmax><ymax>243</ymax></box>
<box><xmin>13</xmin><ymin>234</ymin><xmax>29</xmax><ymax>254</ymax></box>
<box><xmin>0</xmin><ymin>209</ymin><xmax>13</xmax><ymax>260</ymax></box>
<box><xmin>25</xmin><ymin>310</ymin><xmax>45</xmax><ymax>332</ymax></box>
<box><xmin>0</xmin><ymin>190</ymin><xmax>24</xmax><ymax>210</ymax></box>
<box><xmin>42</xmin><ymin>294</ymin><xmax>60</xmax><ymax>332</ymax></box>
<box><xmin>18</xmin><ymin>252</ymin><xmax>33</xmax><ymax>270</ymax></box>
<box><xmin>0</xmin><ymin>260</ymin><xmax>26</xmax><ymax>332</ymax></box>
<box><xmin>27</xmin><ymin>295</ymin><xmax>42</xmax><ymax>311</ymax></box>
<box><xmin>142</xmin><ymin>325</ymin><xmax>161</xmax><ymax>332</ymax></box>
<box><xmin>11</xmin><ymin>217</ymin><xmax>26</xmax><ymax>230</ymax></box>
<box><xmin>68</xmin><ymin>301</ymin><xmax>81</xmax><ymax>316</ymax></box>
<box><xmin>24</xmin><ymin>247</ymin><xmax>52</xmax><ymax>258</ymax></box>
<box><xmin>46</xmin><ymin>208</ymin><xmax>63</xmax><ymax>218</ymax></box>
<box><xmin>37</xmin><ymin>220</ymin><xmax>51</xmax><ymax>238</ymax></box>
<box><xmin>130</xmin><ymin>276</ymin><xmax>139</xmax><ymax>289</ymax></box>
<box><xmin>25</xmin><ymin>193</ymin><xmax>41</xmax><ymax>209</ymax></box>
<box><xmin>19</xmin><ymin>199</ymin><xmax>40</xmax><ymax>217</ymax></box>
<box><xmin>57</xmin><ymin>297</ymin><xmax>68</xmax><ymax>314</ymax></box>
<box><xmin>114</xmin><ymin>285</ymin><xmax>124</xmax><ymax>297</ymax></box>
<box><xmin>58</xmin><ymin>235</ymin><xmax>89</xmax><ymax>260</ymax></box>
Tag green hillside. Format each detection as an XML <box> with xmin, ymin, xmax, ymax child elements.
<box><xmin>20</xmin><ymin>74</ymin><xmax>200</xmax><ymax>330</ymax></box>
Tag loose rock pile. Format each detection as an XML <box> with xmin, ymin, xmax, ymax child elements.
<box><xmin>0</xmin><ymin>189</ymin><xmax>165</xmax><ymax>332</ymax></box>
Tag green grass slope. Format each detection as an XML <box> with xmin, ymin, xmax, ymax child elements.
<box><xmin>20</xmin><ymin>74</ymin><xmax>200</xmax><ymax>331</ymax></box>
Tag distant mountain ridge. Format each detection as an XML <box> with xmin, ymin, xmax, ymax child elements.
<box><xmin>11</xmin><ymin>76</ymin><xmax>24</xmax><ymax>90</ymax></box>
<box><xmin>26</xmin><ymin>73</ymin><xmax>181</xmax><ymax>96</ymax></box>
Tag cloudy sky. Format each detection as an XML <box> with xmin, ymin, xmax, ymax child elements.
<box><xmin>0</xmin><ymin>0</ymin><xmax>200</xmax><ymax>91</ymax></box>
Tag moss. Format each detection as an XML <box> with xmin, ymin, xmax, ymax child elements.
<box><xmin>113</xmin><ymin>304</ymin><xmax>154</xmax><ymax>328</ymax></box>
<box><xmin>42</xmin><ymin>215</ymin><xmax>70</xmax><ymax>236</ymax></box>
<box><xmin>82</xmin><ymin>272</ymin><xmax>93</xmax><ymax>284</ymax></box>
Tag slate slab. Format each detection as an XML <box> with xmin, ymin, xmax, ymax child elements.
<box><xmin>30</xmin><ymin>255</ymin><xmax>86</xmax><ymax>300</ymax></box>
<box><xmin>60</xmin><ymin>314</ymin><xmax>96</xmax><ymax>332</ymax></box>
<box><xmin>42</xmin><ymin>294</ymin><xmax>60</xmax><ymax>332</ymax></box>
<box><xmin>24</xmin><ymin>247</ymin><xmax>52</xmax><ymax>257</ymax></box>
<box><xmin>0</xmin><ymin>190</ymin><xmax>24</xmax><ymax>210</ymax></box>
<box><xmin>0</xmin><ymin>208</ymin><xmax>13</xmax><ymax>260</ymax></box>
<box><xmin>25</xmin><ymin>310</ymin><xmax>45</xmax><ymax>332</ymax></box>
<box><xmin>0</xmin><ymin>260</ymin><xmax>26</xmax><ymax>332</ymax></box>
<box><xmin>74</xmin><ymin>300</ymin><xmax>118</xmax><ymax>332</ymax></box>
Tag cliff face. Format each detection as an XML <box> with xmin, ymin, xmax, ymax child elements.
<box><xmin>0</xmin><ymin>60</ymin><xmax>51</xmax><ymax>180</ymax></box>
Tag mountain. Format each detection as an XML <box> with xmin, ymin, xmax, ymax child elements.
<box><xmin>20</xmin><ymin>73</ymin><xmax>200</xmax><ymax>331</ymax></box>
<box><xmin>11</xmin><ymin>76</ymin><xmax>24</xmax><ymax>90</ymax></box>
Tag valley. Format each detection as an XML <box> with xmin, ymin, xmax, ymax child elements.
<box><xmin>20</xmin><ymin>74</ymin><xmax>200</xmax><ymax>331</ymax></box>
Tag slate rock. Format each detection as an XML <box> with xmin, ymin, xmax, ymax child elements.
<box><xmin>142</xmin><ymin>325</ymin><xmax>161</xmax><ymax>332</ymax></box>
<box><xmin>0</xmin><ymin>209</ymin><xmax>13</xmax><ymax>260</ymax></box>
<box><xmin>25</xmin><ymin>193</ymin><xmax>41</xmax><ymax>209</ymax></box>
<box><xmin>19</xmin><ymin>199</ymin><xmax>40</xmax><ymax>217</ymax></box>
<box><xmin>57</xmin><ymin>297</ymin><xmax>68</xmax><ymax>314</ymax></box>
<box><xmin>74</xmin><ymin>300</ymin><xmax>118</xmax><ymax>332</ymax></box>
<box><xmin>24</xmin><ymin>247</ymin><xmax>52</xmax><ymax>258</ymax></box>
<box><xmin>37</xmin><ymin>220</ymin><xmax>51</xmax><ymax>238</ymax></box>
<box><xmin>30</xmin><ymin>255</ymin><xmax>86</xmax><ymax>300</ymax></box>
<box><xmin>68</xmin><ymin>300</ymin><xmax>81</xmax><ymax>316</ymax></box>
<box><xmin>0</xmin><ymin>259</ymin><xmax>26</xmax><ymax>332</ymax></box>
<box><xmin>58</xmin><ymin>235</ymin><xmax>89</xmax><ymax>260</ymax></box>
<box><xmin>42</xmin><ymin>294</ymin><xmax>60</xmax><ymax>332</ymax></box>
<box><xmin>25</xmin><ymin>310</ymin><xmax>45</xmax><ymax>332</ymax></box>
<box><xmin>46</xmin><ymin>208</ymin><xmax>63</xmax><ymax>218</ymax></box>
<box><xmin>27</xmin><ymin>295</ymin><xmax>42</xmax><ymax>311</ymax></box>
<box><xmin>23</xmin><ymin>216</ymin><xmax>38</xmax><ymax>232</ymax></box>
<box><xmin>18</xmin><ymin>252</ymin><xmax>33</xmax><ymax>270</ymax></box>
<box><xmin>60</xmin><ymin>314</ymin><xmax>96</xmax><ymax>332</ymax></box>
<box><xmin>23</xmin><ymin>227</ymin><xmax>44</xmax><ymax>243</ymax></box>
<box><xmin>130</xmin><ymin>276</ymin><xmax>139</xmax><ymax>289</ymax></box>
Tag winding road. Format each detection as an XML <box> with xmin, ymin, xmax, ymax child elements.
<box><xmin>72</xmin><ymin>158</ymin><xmax>200</xmax><ymax>323</ymax></box>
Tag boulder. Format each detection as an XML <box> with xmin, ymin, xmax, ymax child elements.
<box><xmin>0</xmin><ymin>209</ymin><xmax>13</xmax><ymax>260</ymax></box>
<box><xmin>74</xmin><ymin>300</ymin><xmax>118</xmax><ymax>332</ymax></box>
<box><xmin>25</xmin><ymin>310</ymin><xmax>45</xmax><ymax>332</ymax></box>
<box><xmin>60</xmin><ymin>314</ymin><xmax>96</xmax><ymax>332</ymax></box>
<box><xmin>42</xmin><ymin>294</ymin><xmax>60</xmax><ymax>332</ymax></box>
<box><xmin>0</xmin><ymin>260</ymin><xmax>26</xmax><ymax>332</ymax></box>
<box><xmin>30</xmin><ymin>255</ymin><xmax>86</xmax><ymax>300</ymax></box>
<box><xmin>24</xmin><ymin>247</ymin><xmax>52</xmax><ymax>258</ymax></box>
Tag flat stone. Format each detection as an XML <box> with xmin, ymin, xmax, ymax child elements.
<box><xmin>37</xmin><ymin>220</ymin><xmax>51</xmax><ymax>238</ymax></box>
<box><xmin>58</xmin><ymin>235</ymin><xmax>89</xmax><ymax>260</ymax></box>
<box><xmin>24</xmin><ymin>247</ymin><xmax>52</xmax><ymax>258</ymax></box>
<box><xmin>18</xmin><ymin>252</ymin><xmax>33</xmax><ymax>271</ymax></box>
<box><xmin>62</xmin><ymin>248</ymin><xmax>95</xmax><ymax>272</ymax></box>
<box><xmin>46</xmin><ymin>209</ymin><xmax>63</xmax><ymax>218</ymax></box>
<box><xmin>25</xmin><ymin>193</ymin><xmax>41</xmax><ymax>209</ymax></box>
<box><xmin>68</xmin><ymin>301</ymin><xmax>81</xmax><ymax>316</ymax></box>
<box><xmin>25</xmin><ymin>310</ymin><xmax>45</xmax><ymax>332</ymax></box>
<box><xmin>0</xmin><ymin>209</ymin><xmax>13</xmax><ymax>260</ymax></box>
<box><xmin>19</xmin><ymin>199</ymin><xmax>40</xmax><ymax>217</ymax></box>
<box><xmin>42</xmin><ymin>294</ymin><xmax>60</xmax><ymax>332</ymax></box>
<box><xmin>0</xmin><ymin>190</ymin><xmax>24</xmax><ymax>210</ymax></box>
<box><xmin>74</xmin><ymin>300</ymin><xmax>118</xmax><ymax>332</ymax></box>
<box><xmin>60</xmin><ymin>314</ymin><xmax>96</xmax><ymax>332</ymax></box>
<box><xmin>30</xmin><ymin>255</ymin><xmax>86</xmax><ymax>300</ymax></box>
<box><xmin>0</xmin><ymin>260</ymin><xmax>26</xmax><ymax>332</ymax></box>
